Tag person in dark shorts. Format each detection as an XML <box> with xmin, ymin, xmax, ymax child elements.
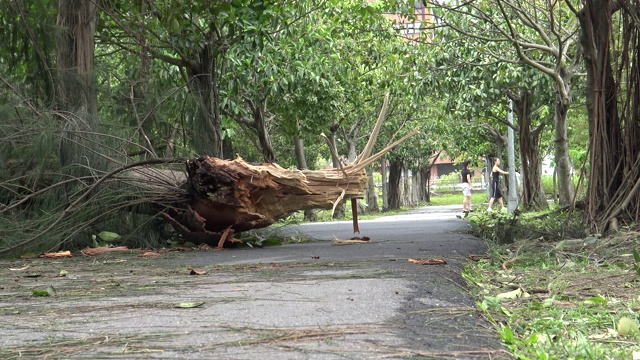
<box><xmin>461</xmin><ymin>160</ymin><xmax>473</xmax><ymax>213</ymax></box>
<box><xmin>487</xmin><ymin>158</ymin><xmax>509</xmax><ymax>212</ymax></box>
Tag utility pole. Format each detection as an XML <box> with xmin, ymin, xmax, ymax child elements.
<box><xmin>507</xmin><ymin>99</ymin><xmax>518</xmax><ymax>213</ymax></box>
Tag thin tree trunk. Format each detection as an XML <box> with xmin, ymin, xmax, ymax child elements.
<box><xmin>387</xmin><ymin>159</ymin><xmax>402</xmax><ymax>210</ymax></box>
<box><xmin>247</xmin><ymin>99</ymin><xmax>276</xmax><ymax>162</ymax></box>
<box><xmin>512</xmin><ymin>90</ymin><xmax>548</xmax><ymax>210</ymax></box>
<box><xmin>419</xmin><ymin>166</ymin><xmax>429</xmax><ymax>202</ymax></box>
<box><xmin>188</xmin><ymin>51</ymin><xmax>223</xmax><ymax>158</ymax></box>
<box><xmin>366</xmin><ymin>167</ymin><xmax>379</xmax><ymax>212</ymax></box>
<box><xmin>294</xmin><ymin>132</ymin><xmax>316</xmax><ymax>222</ymax></box>
<box><xmin>411</xmin><ymin>171</ymin><xmax>420</xmax><ymax>205</ymax></box>
<box><xmin>381</xmin><ymin>157</ymin><xmax>388</xmax><ymax>210</ymax></box>
<box><xmin>554</xmin><ymin>97</ymin><xmax>576</xmax><ymax>207</ymax></box>
<box><xmin>402</xmin><ymin>164</ymin><xmax>413</xmax><ymax>206</ymax></box>
<box><xmin>328</xmin><ymin>131</ymin><xmax>346</xmax><ymax>218</ymax></box>
<box><xmin>56</xmin><ymin>0</ymin><xmax>103</xmax><ymax>170</ymax></box>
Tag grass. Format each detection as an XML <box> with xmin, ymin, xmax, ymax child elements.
<box><xmin>428</xmin><ymin>192</ymin><xmax>488</xmax><ymax>206</ymax></box>
<box><xmin>464</xmin><ymin>209</ymin><xmax>640</xmax><ymax>359</ymax></box>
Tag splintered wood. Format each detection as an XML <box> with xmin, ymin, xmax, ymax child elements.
<box><xmin>178</xmin><ymin>156</ymin><xmax>368</xmax><ymax>233</ymax></box>
<box><xmin>165</xmin><ymin>94</ymin><xmax>419</xmax><ymax>247</ymax></box>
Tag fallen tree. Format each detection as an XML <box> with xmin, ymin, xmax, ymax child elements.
<box><xmin>0</xmin><ymin>94</ymin><xmax>418</xmax><ymax>255</ymax></box>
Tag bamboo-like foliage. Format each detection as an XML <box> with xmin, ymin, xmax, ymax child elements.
<box><xmin>0</xmin><ymin>102</ymin><xmax>187</xmax><ymax>257</ymax></box>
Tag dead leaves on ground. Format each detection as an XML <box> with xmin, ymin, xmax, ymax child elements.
<box><xmin>138</xmin><ymin>251</ymin><xmax>162</xmax><ymax>257</ymax></box>
<box><xmin>408</xmin><ymin>258</ymin><xmax>447</xmax><ymax>265</ymax></box>
<box><xmin>332</xmin><ymin>236</ymin><xmax>371</xmax><ymax>244</ymax></box>
<box><xmin>40</xmin><ymin>251</ymin><xmax>72</xmax><ymax>258</ymax></box>
<box><xmin>81</xmin><ymin>246</ymin><xmax>130</xmax><ymax>256</ymax></box>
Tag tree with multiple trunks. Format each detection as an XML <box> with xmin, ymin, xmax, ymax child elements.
<box><xmin>426</xmin><ymin>0</ymin><xmax>582</xmax><ymax>208</ymax></box>
<box><xmin>421</xmin><ymin>8</ymin><xmax>555</xmax><ymax>210</ymax></box>
<box><xmin>566</xmin><ymin>1</ymin><xmax>640</xmax><ymax>232</ymax></box>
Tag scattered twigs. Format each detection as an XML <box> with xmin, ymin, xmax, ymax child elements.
<box><xmin>0</xmin><ymin>158</ymin><xmax>184</xmax><ymax>256</ymax></box>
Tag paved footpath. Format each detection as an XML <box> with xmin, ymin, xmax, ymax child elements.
<box><xmin>0</xmin><ymin>205</ymin><xmax>508</xmax><ymax>359</ymax></box>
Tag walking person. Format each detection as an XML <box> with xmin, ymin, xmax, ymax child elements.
<box><xmin>487</xmin><ymin>158</ymin><xmax>509</xmax><ymax>212</ymax></box>
<box><xmin>461</xmin><ymin>160</ymin><xmax>473</xmax><ymax>213</ymax></box>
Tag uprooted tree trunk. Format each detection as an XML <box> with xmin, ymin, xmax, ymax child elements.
<box><xmin>164</xmin><ymin>95</ymin><xmax>418</xmax><ymax>247</ymax></box>
<box><xmin>0</xmin><ymin>94</ymin><xmax>419</xmax><ymax>255</ymax></box>
<box><xmin>162</xmin><ymin>156</ymin><xmax>369</xmax><ymax>246</ymax></box>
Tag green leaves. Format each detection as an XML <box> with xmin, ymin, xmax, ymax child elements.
<box><xmin>32</xmin><ymin>286</ymin><xmax>56</xmax><ymax>297</ymax></box>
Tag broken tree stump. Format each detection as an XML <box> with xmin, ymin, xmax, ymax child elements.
<box><xmin>164</xmin><ymin>94</ymin><xmax>419</xmax><ymax>247</ymax></box>
<box><xmin>172</xmin><ymin>156</ymin><xmax>368</xmax><ymax>235</ymax></box>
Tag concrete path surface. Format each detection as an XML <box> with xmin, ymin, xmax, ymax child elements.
<box><xmin>0</xmin><ymin>205</ymin><xmax>507</xmax><ymax>359</ymax></box>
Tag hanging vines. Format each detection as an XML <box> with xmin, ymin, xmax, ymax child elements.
<box><xmin>571</xmin><ymin>1</ymin><xmax>640</xmax><ymax>232</ymax></box>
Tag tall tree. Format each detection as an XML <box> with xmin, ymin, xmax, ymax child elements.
<box><xmin>568</xmin><ymin>1</ymin><xmax>640</xmax><ymax>231</ymax></box>
<box><xmin>428</xmin><ymin>0</ymin><xmax>581</xmax><ymax>207</ymax></box>
<box><xmin>56</xmin><ymin>0</ymin><xmax>105</xmax><ymax>169</ymax></box>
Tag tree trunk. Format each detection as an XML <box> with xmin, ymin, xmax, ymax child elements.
<box><xmin>248</xmin><ymin>99</ymin><xmax>276</xmax><ymax>162</ymax></box>
<box><xmin>187</xmin><ymin>46</ymin><xmax>223</xmax><ymax>158</ymax></box>
<box><xmin>366</xmin><ymin>167</ymin><xmax>379</xmax><ymax>212</ymax></box>
<box><xmin>346</xmin><ymin>138</ymin><xmax>358</xmax><ymax>163</ymax></box>
<box><xmin>402</xmin><ymin>165</ymin><xmax>413</xmax><ymax>206</ymax></box>
<box><xmin>163</xmin><ymin>156</ymin><xmax>368</xmax><ymax>245</ymax></box>
<box><xmin>56</xmin><ymin>0</ymin><xmax>102</xmax><ymax>170</ymax></box>
<box><xmin>387</xmin><ymin>159</ymin><xmax>402</xmax><ymax>210</ymax></box>
<box><xmin>512</xmin><ymin>90</ymin><xmax>548</xmax><ymax>210</ymax></box>
<box><xmin>294</xmin><ymin>134</ymin><xmax>307</xmax><ymax>170</ymax></box>
<box><xmin>578</xmin><ymin>1</ymin><xmax>640</xmax><ymax>231</ymax></box>
<box><xmin>420</xmin><ymin>166</ymin><xmax>431</xmax><ymax>202</ymax></box>
<box><xmin>294</xmin><ymin>132</ymin><xmax>316</xmax><ymax>222</ymax></box>
<box><xmin>381</xmin><ymin>157</ymin><xmax>388</xmax><ymax>210</ymax></box>
<box><xmin>578</xmin><ymin>1</ymin><xmax>624</xmax><ymax>228</ymax></box>
<box><xmin>56</xmin><ymin>0</ymin><xmax>97</xmax><ymax>116</ymax></box>
<box><xmin>411</xmin><ymin>171</ymin><xmax>420</xmax><ymax>205</ymax></box>
<box><xmin>554</xmin><ymin>96</ymin><xmax>576</xmax><ymax>207</ymax></box>
<box><xmin>328</xmin><ymin>132</ymin><xmax>346</xmax><ymax>218</ymax></box>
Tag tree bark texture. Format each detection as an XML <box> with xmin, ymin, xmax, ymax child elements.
<box><xmin>56</xmin><ymin>0</ymin><xmax>105</xmax><ymax>171</ymax></box>
<box><xmin>381</xmin><ymin>157</ymin><xmax>388</xmax><ymax>210</ymax></box>
<box><xmin>187</xmin><ymin>46</ymin><xmax>223</xmax><ymax>158</ymax></box>
<box><xmin>512</xmin><ymin>90</ymin><xmax>548</xmax><ymax>210</ymax></box>
<box><xmin>293</xmin><ymin>131</ymin><xmax>317</xmax><ymax>222</ymax></box>
<box><xmin>387</xmin><ymin>159</ymin><xmax>402</xmax><ymax>210</ymax></box>
<box><xmin>245</xmin><ymin>98</ymin><xmax>276</xmax><ymax>162</ymax></box>
<box><xmin>577</xmin><ymin>1</ymin><xmax>640</xmax><ymax>230</ymax></box>
<box><xmin>554</xmin><ymin>95</ymin><xmax>576</xmax><ymax>207</ymax></box>
<box><xmin>163</xmin><ymin>156</ymin><xmax>368</xmax><ymax>244</ymax></box>
<box><xmin>402</xmin><ymin>165</ymin><xmax>413</xmax><ymax>206</ymax></box>
<box><xmin>366</xmin><ymin>167</ymin><xmax>379</xmax><ymax>212</ymax></box>
<box><xmin>420</xmin><ymin>166</ymin><xmax>430</xmax><ymax>203</ymax></box>
<box><xmin>56</xmin><ymin>0</ymin><xmax>97</xmax><ymax>116</ymax></box>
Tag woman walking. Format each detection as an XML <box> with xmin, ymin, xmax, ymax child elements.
<box><xmin>487</xmin><ymin>158</ymin><xmax>509</xmax><ymax>212</ymax></box>
<box><xmin>461</xmin><ymin>160</ymin><xmax>473</xmax><ymax>213</ymax></box>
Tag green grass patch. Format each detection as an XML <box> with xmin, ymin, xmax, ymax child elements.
<box><xmin>464</xmin><ymin>210</ymin><xmax>640</xmax><ymax>359</ymax></box>
<box><xmin>428</xmin><ymin>192</ymin><xmax>488</xmax><ymax>206</ymax></box>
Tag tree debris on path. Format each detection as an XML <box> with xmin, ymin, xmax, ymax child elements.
<box><xmin>0</xmin><ymin>94</ymin><xmax>418</xmax><ymax>256</ymax></box>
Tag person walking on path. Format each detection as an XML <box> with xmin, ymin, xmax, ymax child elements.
<box><xmin>461</xmin><ymin>160</ymin><xmax>473</xmax><ymax>213</ymax></box>
<box><xmin>487</xmin><ymin>158</ymin><xmax>509</xmax><ymax>212</ymax></box>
